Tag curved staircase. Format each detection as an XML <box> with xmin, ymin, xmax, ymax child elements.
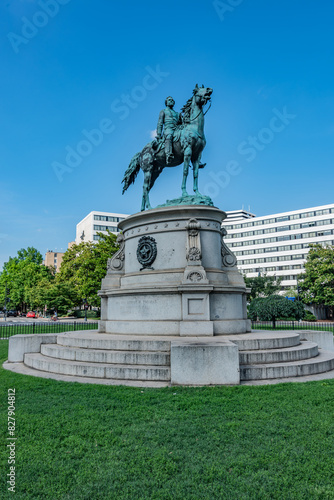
<box><xmin>232</xmin><ymin>331</ymin><xmax>334</xmax><ymax>382</ymax></box>
<box><xmin>25</xmin><ymin>333</ymin><xmax>171</xmax><ymax>383</ymax></box>
<box><xmin>4</xmin><ymin>329</ymin><xmax>334</xmax><ymax>386</ymax></box>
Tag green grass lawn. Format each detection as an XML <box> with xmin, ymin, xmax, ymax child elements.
<box><xmin>1</xmin><ymin>340</ymin><xmax>334</xmax><ymax>499</ymax></box>
<box><xmin>252</xmin><ymin>322</ymin><xmax>334</xmax><ymax>333</ymax></box>
<box><xmin>0</xmin><ymin>322</ymin><xmax>98</xmax><ymax>339</ymax></box>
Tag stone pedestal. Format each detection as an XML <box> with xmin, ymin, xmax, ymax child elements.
<box><xmin>171</xmin><ymin>340</ymin><xmax>240</xmax><ymax>385</ymax></box>
<box><xmin>99</xmin><ymin>205</ymin><xmax>251</xmax><ymax>336</ymax></box>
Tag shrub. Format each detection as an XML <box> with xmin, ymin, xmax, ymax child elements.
<box><xmin>72</xmin><ymin>310</ymin><xmax>99</xmax><ymax>319</ymax></box>
<box><xmin>304</xmin><ymin>311</ymin><xmax>317</xmax><ymax>322</ymax></box>
<box><xmin>248</xmin><ymin>295</ymin><xmax>305</xmax><ymax>327</ymax></box>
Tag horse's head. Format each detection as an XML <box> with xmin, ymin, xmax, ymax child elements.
<box><xmin>193</xmin><ymin>84</ymin><xmax>213</xmax><ymax>106</ymax></box>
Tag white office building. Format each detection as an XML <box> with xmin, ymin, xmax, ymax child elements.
<box><xmin>222</xmin><ymin>203</ymin><xmax>334</xmax><ymax>290</ymax></box>
<box><xmin>75</xmin><ymin>205</ymin><xmax>334</xmax><ymax>291</ymax></box>
<box><xmin>75</xmin><ymin>211</ymin><xmax>129</xmax><ymax>244</ymax></box>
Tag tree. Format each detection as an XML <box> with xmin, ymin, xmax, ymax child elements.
<box><xmin>34</xmin><ymin>280</ymin><xmax>78</xmax><ymax>315</ymax></box>
<box><xmin>57</xmin><ymin>231</ymin><xmax>118</xmax><ymax>309</ymax></box>
<box><xmin>299</xmin><ymin>244</ymin><xmax>334</xmax><ymax>313</ymax></box>
<box><xmin>0</xmin><ymin>248</ymin><xmax>53</xmax><ymax>311</ymax></box>
<box><xmin>248</xmin><ymin>295</ymin><xmax>305</xmax><ymax>328</ymax></box>
<box><xmin>17</xmin><ymin>247</ymin><xmax>43</xmax><ymax>265</ymax></box>
<box><xmin>244</xmin><ymin>274</ymin><xmax>282</xmax><ymax>302</ymax></box>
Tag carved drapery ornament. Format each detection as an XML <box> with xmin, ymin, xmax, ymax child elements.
<box><xmin>186</xmin><ymin>218</ymin><xmax>202</xmax><ymax>264</ymax></box>
<box><xmin>182</xmin><ymin>217</ymin><xmax>209</xmax><ymax>284</ymax></box>
<box><xmin>107</xmin><ymin>233</ymin><xmax>125</xmax><ymax>273</ymax></box>
<box><xmin>221</xmin><ymin>227</ymin><xmax>237</xmax><ymax>267</ymax></box>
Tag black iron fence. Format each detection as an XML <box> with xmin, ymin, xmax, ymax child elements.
<box><xmin>0</xmin><ymin>321</ymin><xmax>99</xmax><ymax>339</ymax></box>
<box><xmin>2</xmin><ymin>320</ymin><xmax>332</xmax><ymax>338</ymax></box>
<box><xmin>251</xmin><ymin>320</ymin><xmax>334</xmax><ymax>332</ymax></box>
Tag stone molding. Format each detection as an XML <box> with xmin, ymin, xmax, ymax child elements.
<box><xmin>122</xmin><ymin>220</ymin><xmax>222</xmax><ymax>240</ymax></box>
<box><xmin>118</xmin><ymin>205</ymin><xmax>225</xmax><ymax>242</ymax></box>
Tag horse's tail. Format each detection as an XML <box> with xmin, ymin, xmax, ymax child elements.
<box><xmin>122</xmin><ymin>152</ymin><xmax>141</xmax><ymax>194</ymax></box>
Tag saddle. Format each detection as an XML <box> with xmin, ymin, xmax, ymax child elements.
<box><xmin>152</xmin><ymin>126</ymin><xmax>183</xmax><ymax>154</ymax></box>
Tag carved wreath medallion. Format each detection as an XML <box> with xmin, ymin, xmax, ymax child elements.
<box><xmin>137</xmin><ymin>236</ymin><xmax>157</xmax><ymax>270</ymax></box>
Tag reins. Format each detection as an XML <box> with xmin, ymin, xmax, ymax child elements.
<box><xmin>187</xmin><ymin>99</ymin><xmax>212</xmax><ymax>122</ymax></box>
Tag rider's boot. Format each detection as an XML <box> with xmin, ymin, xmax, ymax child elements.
<box><xmin>165</xmin><ymin>136</ymin><xmax>173</xmax><ymax>164</ymax></box>
<box><xmin>166</xmin><ymin>153</ymin><xmax>174</xmax><ymax>164</ymax></box>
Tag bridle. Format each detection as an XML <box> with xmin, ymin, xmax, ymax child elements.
<box><xmin>187</xmin><ymin>97</ymin><xmax>212</xmax><ymax>122</ymax></box>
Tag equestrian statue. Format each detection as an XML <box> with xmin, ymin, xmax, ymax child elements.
<box><xmin>122</xmin><ymin>84</ymin><xmax>213</xmax><ymax>211</ymax></box>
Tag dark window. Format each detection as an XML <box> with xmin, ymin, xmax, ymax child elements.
<box><xmin>276</xmin><ymin>216</ymin><xmax>289</xmax><ymax>222</ymax></box>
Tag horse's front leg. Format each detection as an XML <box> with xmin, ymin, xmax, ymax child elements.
<box><xmin>181</xmin><ymin>146</ymin><xmax>192</xmax><ymax>197</ymax></box>
<box><xmin>192</xmin><ymin>158</ymin><xmax>200</xmax><ymax>195</ymax></box>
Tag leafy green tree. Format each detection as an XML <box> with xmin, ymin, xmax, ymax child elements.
<box><xmin>0</xmin><ymin>248</ymin><xmax>53</xmax><ymax>311</ymax></box>
<box><xmin>299</xmin><ymin>244</ymin><xmax>334</xmax><ymax>313</ymax></box>
<box><xmin>28</xmin><ymin>277</ymin><xmax>54</xmax><ymax>311</ymax></box>
<box><xmin>244</xmin><ymin>274</ymin><xmax>282</xmax><ymax>302</ymax></box>
<box><xmin>33</xmin><ymin>281</ymin><xmax>77</xmax><ymax>315</ymax></box>
<box><xmin>25</xmin><ymin>277</ymin><xmax>75</xmax><ymax>315</ymax></box>
<box><xmin>248</xmin><ymin>295</ymin><xmax>305</xmax><ymax>328</ymax></box>
<box><xmin>57</xmin><ymin>231</ymin><xmax>118</xmax><ymax>309</ymax></box>
<box><xmin>17</xmin><ymin>247</ymin><xmax>43</xmax><ymax>264</ymax></box>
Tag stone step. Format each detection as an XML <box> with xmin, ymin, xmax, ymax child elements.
<box><xmin>24</xmin><ymin>353</ymin><xmax>170</xmax><ymax>381</ymax></box>
<box><xmin>240</xmin><ymin>350</ymin><xmax>334</xmax><ymax>381</ymax></box>
<box><xmin>58</xmin><ymin>331</ymin><xmax>301</xmax><ymax>351</ymax></box>
<box><xmin>41</xmin><ymin>344</ymin><xmax>170</xmax><ymax>366</ymax></box>
<box><xmin>57</xmin><ymin>332</ymin><xmax>171</xmax><ymax>352</ymax></box>
<box><xmin>231</xmin><ymin>331</ymin><xmax>301</xmax><ymax>351</ymax></box>
<box><xmin>239</xmin><ymin>341</ymin><xmax>318</xmax><ymax>365</ymax></box>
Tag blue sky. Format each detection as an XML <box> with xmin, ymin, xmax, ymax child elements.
<box><xmin>0</xmin><ymin>0</ymin><xmax>333</xmax><ymax>268</ymax></box>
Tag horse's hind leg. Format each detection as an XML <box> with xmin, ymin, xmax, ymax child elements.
<box><xmin>141</xmin><ymin>170</ymin><xmax>152</xmax><ymax>211</ymax></box>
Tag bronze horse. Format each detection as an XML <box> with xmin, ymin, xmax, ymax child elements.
<box><xmin>122</xmin><ymin>85</ymin><xmax>213</xmax><ymax>211</ymax></box>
